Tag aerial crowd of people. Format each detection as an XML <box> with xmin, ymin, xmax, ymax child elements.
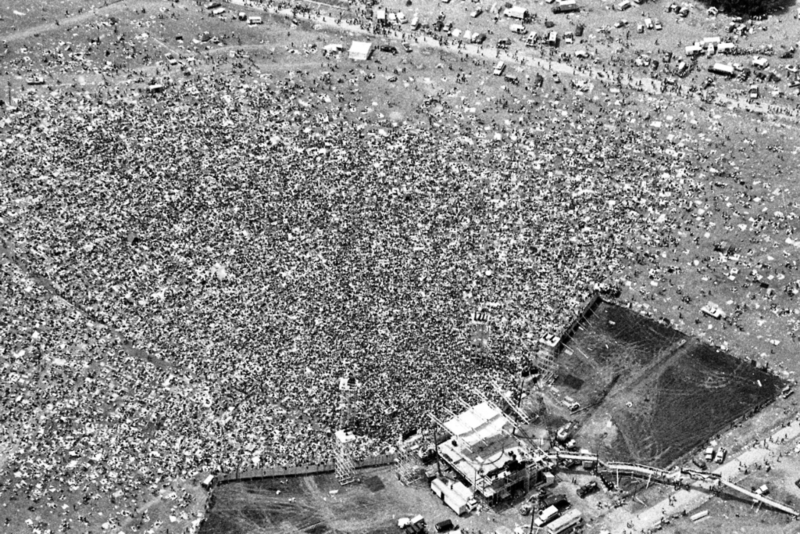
<box><xmin>0</xmin><ymin>2</ymin><xmax>798</xmax><ymax>533</ymax></box>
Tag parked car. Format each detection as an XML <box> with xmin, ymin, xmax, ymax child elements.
<box><xmin>435</xmin><ymin>519</ymin><xmax>454</xmax><ymax>532</ymax></box>
<box><xmin>577</xmin><ymin>481</ymin><xmax>599</xmax><ymax>498</ymax></box>
<box><xmin>692</xmin><ymin>457</ymin><xmax>707</xmax><ymax>470</ymax></box>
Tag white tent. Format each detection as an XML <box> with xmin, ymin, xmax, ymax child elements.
<box><xmin>349</xmin><ymin>41</ymin><xmax>373</xmax><ymax>61</ymax></box>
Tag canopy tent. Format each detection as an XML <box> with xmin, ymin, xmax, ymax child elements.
<box><xmin>349</xmin><ymin>41</ymin><xmax>373</xmax><ymax>61</ymax></box>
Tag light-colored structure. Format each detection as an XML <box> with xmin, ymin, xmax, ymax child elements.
<box><xmin>349</xmin><ymin>41</ymin><xmax>373</xmax><ymax>61</ymax></box>
<box><xmin>431</xmin><ymin>401</ymin><xmax>554</xmax><ymax>502</ymax></box>
<box><xmin>334</xmin><ymin>430</ymin><xmax>357</xmax><ymax>485</ymax></box>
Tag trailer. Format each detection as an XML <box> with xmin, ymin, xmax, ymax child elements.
<box><xmin>431</xmin><ymin>479</ymin><xmax>471</xmax><ymax>516</ymax></box>
<box><xmin>708</xmin><ymin>63</ymin><xmax>735</xmax><ymax>77</ymax></box>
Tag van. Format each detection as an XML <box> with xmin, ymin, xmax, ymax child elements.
<box><xmin>547</xmin><ymin>31</ymin><xmax>559</xmax><ymax>47</ymax></box>
<box><xmin>617</xmin><ymin>0</ymin><xmax>631</xmax><ymax>10</ymax></box>
<box><xmin>238</xmin><ymin>12</ymin><xmax>247</xmax><ymax>21</ymax></box>
<box><xmin>493</xmin><ymin>61</ymin><xmax>506</xmax><ymax>75</ymax></box>
<box><xmin>510</xmin><ymin>24</ymin><xmax>527</xmax><ymax>34</ymax></box>
<box><xmin>645</xmin><ymin>18</ymin><xmax>654</xmax><ymax>29</ymax></box>
<box><xmin>704</xmin><ymin>447</ymin><xmax>715</xmax><ymax>462</ymax></box>
<box><xmin>248</xmin><ymin>16</ymin><xmax>263</xmax><ymax>25</ymax></box>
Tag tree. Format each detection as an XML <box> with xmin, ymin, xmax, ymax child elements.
<box><xmin>698</xmin><ymin>0</ymin><xmax>776</xmax><ymax>16</ymax></box>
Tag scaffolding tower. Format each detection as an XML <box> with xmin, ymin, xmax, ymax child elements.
<box><xmin>334</xmin><ymin>430</ymin><xmax>357</xmax><ymax>485</ymax></box>
<box><xmin>535</xmin><ymin>334</ymin><xmax>559</xmax><ymax>383</ymax></box>
<box><xmin>334</xmin><ymin>376</ymin><xmax>358</xmax><ymax>485</ymax></box>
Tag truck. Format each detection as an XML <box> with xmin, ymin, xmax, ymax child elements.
<box><xmin>714</xmin><ymin>447</ymin><xmax>727</xmax><ymax>464</ymax></box>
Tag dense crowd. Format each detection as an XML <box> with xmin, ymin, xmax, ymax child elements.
<box><xmin>2</xmin><ymin>21</ymin><xmax>794</xmax><ymax>530</ymax></box>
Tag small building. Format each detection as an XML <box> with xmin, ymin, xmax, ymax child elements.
<box><xmin>349</xmin><ymin>41</ymin><xmax>373</xmax><ymax>61</ymax></box>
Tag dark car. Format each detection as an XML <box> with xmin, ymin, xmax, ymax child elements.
<box><xmin>692</xmin><ymin>458</ymin><xmax>707</xmax><ymax>470</ymax></box>
<box><xmin>543</xmin><ymin>494</ymin><xmax>568</xmax><ymax>508</ymax></box>
<box><xmin>435</xmin><ymin>519</ymin><xmax>454</xmax><ymax>532</ymax></box>
<box><xmin>497</xmin><ymin>39</ymin><xmax>511</xmax><ymax>50</ymax></box>
<box><xmin>473</xmin><ymin>33</ymin><xmax>487</xmax><ymax>44</ymax></box>
<box><xmin>577</xmin><ymin>481</ymin><xmax>599</xmax><ymax>498</ymax></box>
<box><xmin>379</xmin><ymin>45</ymin><xmax>398</xmax><ymax>55</ymax></box>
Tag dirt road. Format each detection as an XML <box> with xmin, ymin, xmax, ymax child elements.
<box><xmin>226</xmin><ymin>0</ymin><xmax>798</xmax><ymax>123</ymax></box>
<box><xmin>600</xmin><ymin>419</ymin><xmax>800</xmax><ymax>533</ymax></box>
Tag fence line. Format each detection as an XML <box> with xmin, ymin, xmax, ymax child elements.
<box><xmin>217</xmin><ymin>453</ymin><xmax>397</xmax><ymax>484</ymax></box>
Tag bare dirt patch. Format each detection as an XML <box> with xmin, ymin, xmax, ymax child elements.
<box><xmin>557</xmin><ymin>300</ymin><xmax>784</xmax><ymax>467</ymax></box>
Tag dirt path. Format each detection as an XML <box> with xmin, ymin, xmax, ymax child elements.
<box><xmin>601</xmin><ymin>419</ymin><xmax>800</xmax><ymax>533</ymax></box>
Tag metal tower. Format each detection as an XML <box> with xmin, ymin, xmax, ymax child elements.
<box><xmin>334</xmin><ymin>376</ymin><xmax>357</xmax><ymax>485</ymax></box>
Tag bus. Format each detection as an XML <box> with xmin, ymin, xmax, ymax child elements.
<box><xmin>547</xmin><ymin>509</ymin><xmax>582</xmax><ymax>534</ymax></box>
